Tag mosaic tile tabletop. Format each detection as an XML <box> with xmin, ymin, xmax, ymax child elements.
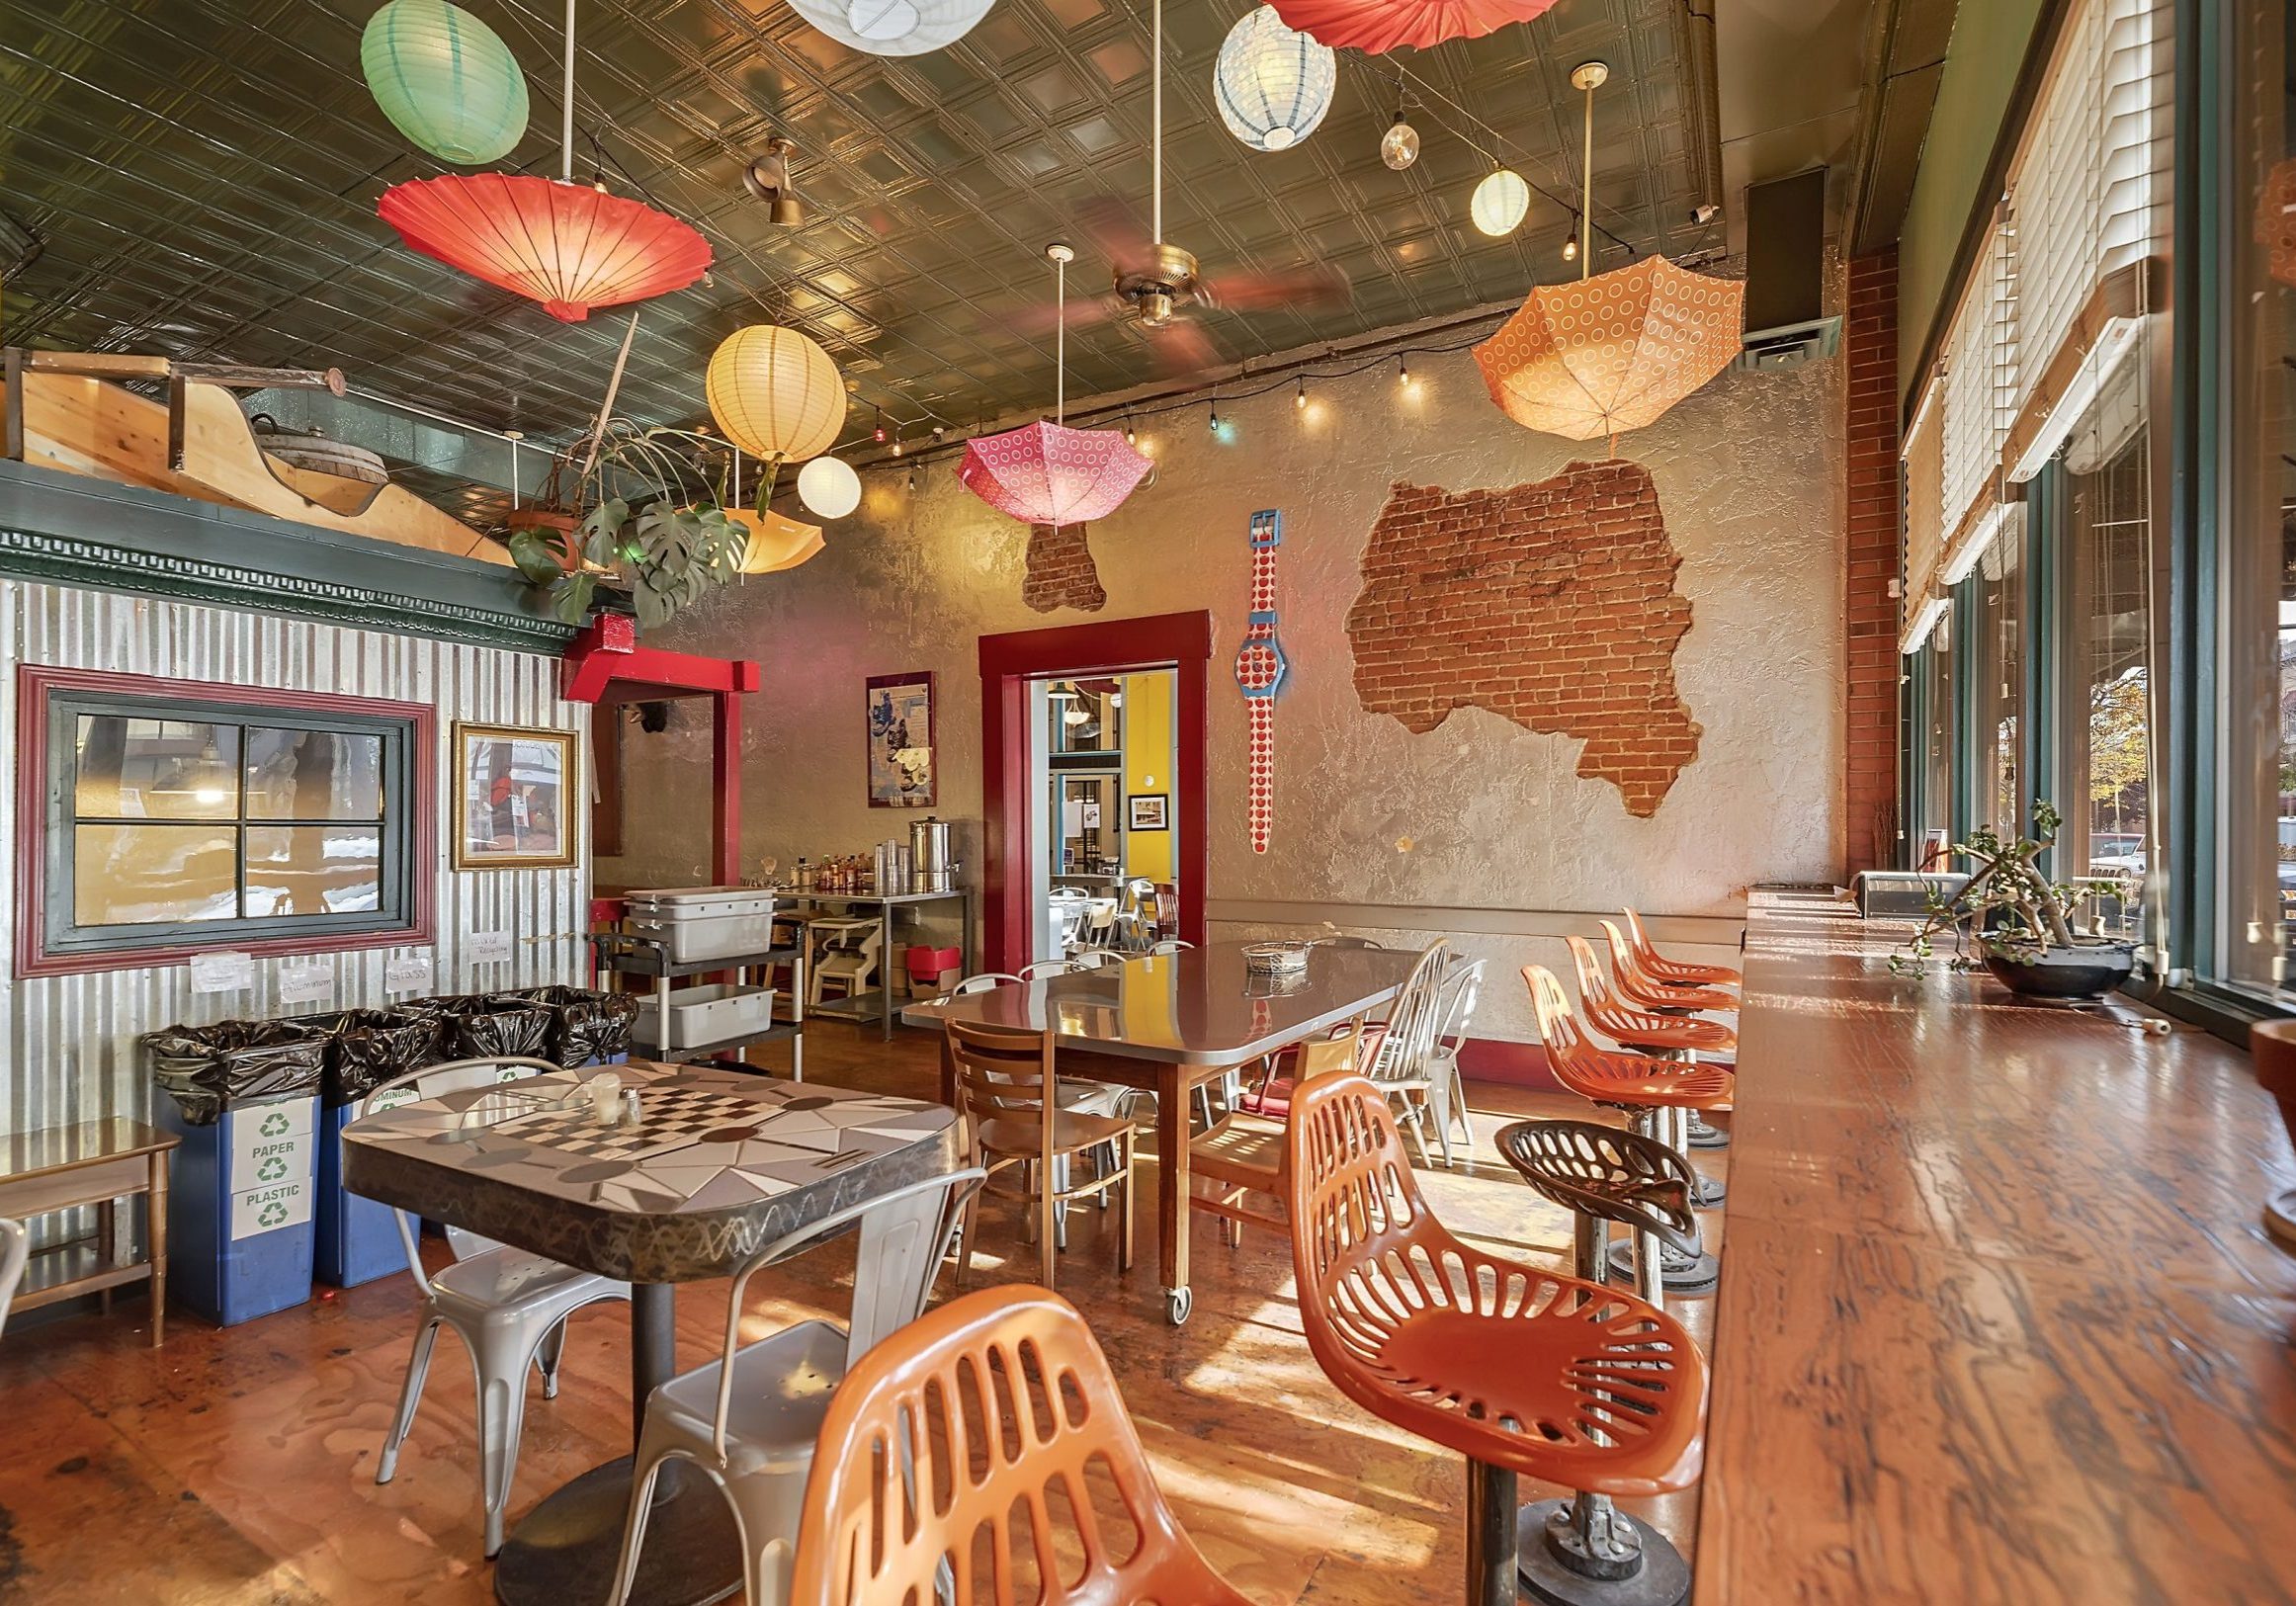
<box><xmin>342</xmin><ymin>1060</ymin><xmax>960</xmax><ymax>1284</ymax></box>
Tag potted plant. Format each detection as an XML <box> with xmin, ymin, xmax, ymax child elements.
<box><xmin>1890</xmin><ymin>801</ymin><xmax>2138</xmax><ymax>999</ymax></box>
<box><xmin>501</xmin><ymin>421</ymin><xmax>753</xmax><ymax>631</ymax></box>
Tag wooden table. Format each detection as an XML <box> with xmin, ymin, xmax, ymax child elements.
<box><xmin>343</xmin><ymin>1059</ymin><xmax>960</xmax><ymax>1606</ymax></box>
<box><xmin>905</xmin><ymin>942</ymin><xmax>1415</xmax><ymax>1324</ymax></box>
<box><xmin>1697</xmin><ymin>890</ymin><xmax>2296</xmax><ymax>1604</ymax></box>
<box><xmin>0</xmin><ymin>1120</ymin><xmax>178</xmax><ymax>1345</ymax></box>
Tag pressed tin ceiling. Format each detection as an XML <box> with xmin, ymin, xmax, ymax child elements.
<box><xmin>0</xmin><ymin>0</ymin><xmax>1718</xmax><ymax>460</ymax></box>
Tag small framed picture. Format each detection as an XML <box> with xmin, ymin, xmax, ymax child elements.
<box><xmin>1128</xmin><ymin>793</ymin><xmax>1169</xmax><ymax>831</ymax></box>
<box><xmin>454</xmin><ymin>723</ymin><xmax>577</xmax><ymax>870</ymax></box>
<box><xmin>867</xmin><ymin>671</ymin><xmax>937</xmax><ymax>807</ymax></box>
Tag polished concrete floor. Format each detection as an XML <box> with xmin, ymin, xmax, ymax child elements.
<box><xmin>0</xmin><ymin>1023</ymin><xmax>1723</xmax><ymax>1604</ymax></box>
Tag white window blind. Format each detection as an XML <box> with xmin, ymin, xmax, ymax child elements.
<box><xmin>1900</xmin><ymin>379</ymin><xmax>1946</xmax><ymax>654</ymax></box>
<box><xmin>1937</xmin><ymin>222</ymin><xmax>2016</xmax><ymax>580</ymax></box>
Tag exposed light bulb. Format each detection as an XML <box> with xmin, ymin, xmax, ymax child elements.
<box><xmin>1563</xmin><ymin>231</ymin><xmax>1578</xmax><ymax>263</ymax></box>
<box><xmin>906</xmin><ymin>467</ymin><xmax>917</xmax><ymax>491</ymax></box>
<box><xmin>1380</xmin><ymin>115</ymin><xmax>1419</xmax><ymax>172</ymax></box>
<box><xmin>1295</xmin><ymin>378</ymin><xmax>1307</xmax><ymax>409</ymax></box>
<box><xmin>1208</xmin><ymin>404</ymin><xmax>1220</xmax><ymax>433</ymax></box>
<box><xmin>1398</xmin><ymin>357</ymin><xmax>1410</xmax><ymax>386</ymax></box>
<box><xmin>872</xmin><ymin>408</ymin><xmax>887</xmax><ymax>445</ymax></box>
<box><xmin>1125</xmin><ymin>421</ymin><xmax>1137</xmax><ymax>444</ymax></box>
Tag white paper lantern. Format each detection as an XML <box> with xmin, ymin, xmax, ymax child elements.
<box><xmin>1214</xmin><ymin>6</ymin><xmax>1336</xmax><ymax>152</ymax></box>
<box><xmin>1471</xmin><ymin>169</ymin><xmax>1530</xmax><ymax>237</ymax></box>
<box><xmin>797</xmin><ymin>456</ymin><xmax>862</xmax><ymax>519</ymax></box>
<box><xmin>787</xmin><ymin>0</ymin><xmax>995</xmax><ymax>56</ymax></box>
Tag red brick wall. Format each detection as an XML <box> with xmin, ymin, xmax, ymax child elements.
<box><xmin>1844</xmin><ymin>251</ymin><xmax>1902</xmax><ymax>875</ymax></box>
<box><xmin>1022</xmin><ymin>524</ymin><xmax>1106</xmax><ymax>613</ymax></box>
<box><xmin>1346</xmin><ymin>460</ymin><xmax>1701</xmax><ymax>818</ymax></box>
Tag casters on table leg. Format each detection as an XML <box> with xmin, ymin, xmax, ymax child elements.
<box><xmin>1165</xmin><ymin>1285</ymin><xmax>1192</xmax><ymax>1325</ymax></box>
<box><xmin>1608</xmin><ymin>1234</ymin><xmax>1719</xmax><ymax>1295</ymax></box>
<box><xmin>1687</xmin><ymin>1115</ymin><xmax>1728</xmax><ymax>1149</ymax></box>
<box><xmin>1516</xmin><ymin>1495</ymin><xmax>1691</xmax><ymax>1606</ymax></box>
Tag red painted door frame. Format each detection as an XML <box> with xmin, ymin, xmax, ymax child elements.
<box><xmin>979</xmin><ymin>611</ymin><xmax>1211</xmax><ymax>972</ymax></box>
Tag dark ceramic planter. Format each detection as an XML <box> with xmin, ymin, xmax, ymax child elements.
<box><xmin>1980</xmin><ymin>943</ymin><xmax>2136</xmax><ymax>1000</ymax></box>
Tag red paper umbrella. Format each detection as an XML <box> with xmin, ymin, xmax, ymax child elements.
<box><xmin>958</xmin><ymin>421</ymin><xmax>1151</xmax><ymax>528</ymax></box>
<box><xmin>378</xmin><ymin>173</ymin><xmax>712</xmax><ymax>322</ymax></box>
<box><xmin>1267</xmin><ymin>0</ymin><xmax>1560</xmax><ymax>52</ymax></box>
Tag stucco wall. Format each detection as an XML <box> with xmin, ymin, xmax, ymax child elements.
<box><xmin>602</xmin><ymin>329</ymin><xmax>1846</xmax><ymax>1040</ymax></box>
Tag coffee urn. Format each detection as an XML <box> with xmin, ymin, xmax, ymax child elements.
<box><xmin>908</xmin><ymin>816</ymin><xmax>955</xmax><ymax>893</ymax></box>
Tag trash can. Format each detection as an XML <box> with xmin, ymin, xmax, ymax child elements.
<box><xmin>311</xmin><ymin>1009</ymin><xmax>445</xmax><ymax>1288</ymax></box>
<box><xmin>145</xmin><ymin>1019</ymin><xmax>329</xmax><ymax>1326</ymax></box>
<box><xmin>904</xmin><ymin>945</ymin><xmax>964</xmax><ymax>998</ymax></box>
<box><xmin>490</xmin><ymin>985</ymin><xmax>641</xmax><ymax>1068</ymax></box>
<box><xmin>422</xmin><ymin>994</ymin><xmax>554</xmax><ymax>1061</ymax></box>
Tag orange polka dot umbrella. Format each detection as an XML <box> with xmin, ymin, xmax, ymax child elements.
<box><xmin>1268</xmin><ymin>0</ymin><xmax>1559</xmax><ymax>51</ymax></box>
<box><xmin>1472</xmin><ymin>257</ymin><xmax>1744</xmax><ymax>442</ymax></box>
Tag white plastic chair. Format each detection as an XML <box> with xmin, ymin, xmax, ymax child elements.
<box><xmin>1020</xmin><ymin>958</ymin><xmax>1079</xmax><ymax>981</ymax></box>
<box><xmin>1149</xmin><ymin>938</ymin><xmax>1195</xmax><ymax>955</ymax></box>
<box><xmin>0</xmin><ymin>1218</ymin><xmax>27</xmax><ymax>1337</ymax></box>
<box><xmin>365</xmin><ymin>1057</ymin><xmax>633</xmax><ymax>1557</ymax></box>
<box><xmin>605</xmin><ymin>1166</ymin><xmax>985</xmax><ymax>1606</ymax></box>
<box><xmin>1117</xmin><ymin>878</ymin><xmax>1159</xmax><ymax>950</ymax></box>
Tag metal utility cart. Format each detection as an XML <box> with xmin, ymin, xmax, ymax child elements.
<box><xmin>590</xmin><ymin>932</ymin><xmax>808</xmax><ymax>1078</ymax></box>
<box><xmin>785</xmin><ymin>888</ymin><xmax>973</xmax><ymax>1041</ymax></box>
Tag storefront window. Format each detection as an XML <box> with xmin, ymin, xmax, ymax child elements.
<box><xmin>2062</xmin><ymin>421</ymin><xmax>2154</xmax><ymax>940</ymax></box>
<box><xmin>1917</xmin><ymin>620</ymin><xmax>1957</xmax><ymax>867</ymax></box>
<box><xmin>1975</xmin><ymin>515</ymin><xmax>2026</xmax><ymax>835</ymax></box>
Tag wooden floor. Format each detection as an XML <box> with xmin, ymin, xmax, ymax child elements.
<box><xmin>0</xmin><ymin>1023</ymin><xmax>1719</xmax><ymax>1605</ymax></box>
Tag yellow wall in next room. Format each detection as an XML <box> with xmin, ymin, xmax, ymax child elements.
<box><xmin>1122</xmin><ymin>670</ymin><xmax>1174</xmax><ymax>886</ymax></box>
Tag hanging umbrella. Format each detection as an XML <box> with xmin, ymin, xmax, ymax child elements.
<box><xmin>1472</xmin><ymin>59</ymin><xmax>1741</xmax><ymax>441</ymax></box>
<box><xmin>1267</xmin><ymin>0</ymin><xmax>1560</xmax><ymax>53</ymax></box>
<box><xmin>729</xmin><ymin>507</ymin><xmax>825</xmax><ymax>575</ymax></box>
<box><xmin>960</xmin><ymin>243</ymin><xmax>1151</xmax><ymax>528</ymax></box>
<box><xmin>379</xmin><ymin>174</ymin><xmax>710</xmax><ymax>322</ymax></box>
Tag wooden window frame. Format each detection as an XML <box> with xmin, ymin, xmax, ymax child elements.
<box><xmin>15</xmin><ymin>665</ymin><xmax>436</xmax><ymax>977</ymax></box>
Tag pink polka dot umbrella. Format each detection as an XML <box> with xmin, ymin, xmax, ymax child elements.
<box><xmin>958</xmin><ymin>420</ymin><xmax>1152</xmax><ymax>528</ymax></box>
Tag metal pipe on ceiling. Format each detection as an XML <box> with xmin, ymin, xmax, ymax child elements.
<box><xmin>1680</xmin><ymin>0</ymin><xmax>1726</xmax><ymax>223</ymax></box>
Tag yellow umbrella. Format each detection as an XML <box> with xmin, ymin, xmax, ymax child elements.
<box><xmin>728</xmin><ymin>506</ymin><xmax>824</xmax><ymax>575</ymax></box>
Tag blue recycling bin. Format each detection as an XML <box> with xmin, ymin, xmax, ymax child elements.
<box><xmin>310</xmin><ymin>1008</ymin><xmax>444</xmax><ymax>1288</ymax></box>
<box><xmin>154</xmin><ymin>1091</ymin><xmax>320</xmax><ymax>1326</ymax></box>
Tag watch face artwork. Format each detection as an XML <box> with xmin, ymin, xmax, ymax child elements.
<box><xmin>1238</xmin><ymin>508</ymin><xmax>1284</xmax><ymax>854</ymax></box>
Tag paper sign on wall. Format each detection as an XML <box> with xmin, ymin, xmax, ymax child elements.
<box><xmin>190</xmin><ymin>950</ymin><xmax>254</xmax><ymax>994</ymax></box>
<box><xmin>383</xmin><ymin>954</ymin><xmax>435</xmax><ymax>994</ymax></box>
<box><xmin>278</xmin><ymin>967</ymin><xmax>333</xmax><ymax>1005</ymax></box>
<box><xmin>468</xmin><ymin>931</ymin><xmax>514</xmax><ymax>964</ymax></box>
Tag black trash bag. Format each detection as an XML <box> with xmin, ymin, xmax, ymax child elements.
<box><xmin>490</xmin><ymin>986</ymin><xmax>643</xmax><ymax>1068</ymax></box>
<box><xmin>312</xmin><ymin>1009</ymin><xmax>446</xmax><ymax>1107</ymax></box>
<box><xmin>146</xmin><ymin>1019</ymin><xmax>329</xmax><ymax>1128</ymax></box>
<box><xmin>438</xmin><ymin>997</ymin><xmax>554</xmax><ymax>1060</ymax></box>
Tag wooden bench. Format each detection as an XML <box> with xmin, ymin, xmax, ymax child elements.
<box><xmin>0</xmin><ymin>1120</ymin><xmax>178</xmax><ymax>1345</ymax></box>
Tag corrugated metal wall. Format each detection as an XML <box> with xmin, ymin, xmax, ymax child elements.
<box><xmin>0</xmin><ymin>580</ymin><xmax>590</xmax><ymax>1141</ymax></box>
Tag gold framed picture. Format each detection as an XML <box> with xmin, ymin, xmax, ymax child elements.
<box><xmin>452</xmin><ymin>723</ymin><xmax>578</xmax><ymax>870</ymax></box>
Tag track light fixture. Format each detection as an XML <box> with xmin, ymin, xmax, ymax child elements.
<box><xmin>741</xmin><ymin>135</ymin><xmax>805</xmax><ymax>225</ymax></box>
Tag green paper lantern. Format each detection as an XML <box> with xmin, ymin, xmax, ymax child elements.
<box><xmin>361</xmin><ymin>0</ymin><xmax>529</xmax><ymax>166</ymax></box>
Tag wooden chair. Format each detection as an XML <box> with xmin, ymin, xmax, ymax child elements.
<box><xmin>788</xmin><ymin>1286</ymin><xmax>1253</xmax><ymax>1605</ymax></box>
<box><xmin>1285</xmin><ymin>1073</ymin><xmax>1708</xmax><ymax>1606</ymax></box>
<box><xmin>946</xmin><ymin>1019</ymin><xmax>1134</xmax><ymax>1290</ymax></box>
<box><xmin>1177</xmin><ymin>1025</ymin><xmax>1359</xmax><ymax>1249</ymax></box>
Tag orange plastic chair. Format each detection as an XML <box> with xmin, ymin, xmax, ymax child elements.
<box><xmin>1564</xmin><ymin>935</ymin><xmax>1738</xmax><ymax>1057</ymax></box>
<box><xmin>1621</xmin><ymin>907</ymin><xmax>1742</xmax><ymax>988</ymax></box>
<box><xmin>787</xmin><ymin>1285</ymin><xmax>1255</xmax><ymax>1606</ymax></box>
<box><xmin>1283</xmin><ymin>1072</ymin><xmax>1707</xmax><ymax>1606</ymax></box>
<box><xmin>1599</xmin><ymin>920</ymin><xmax>1740</xmax><ymax>1016</ymax></box>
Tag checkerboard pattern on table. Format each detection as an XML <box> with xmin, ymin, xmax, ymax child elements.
<box><xmin>488</xmin><ymin>1087</ymin><xmax>777</xmax><ymax>1162</ymax></box>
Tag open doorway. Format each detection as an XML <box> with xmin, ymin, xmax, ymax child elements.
<box><xmin>978</xmin><ymin>613</ymin><xmax>1210</xmax><ymax>972</ymax></box>
<box><xmin>1032</xmin><ymin>670</ymin><xmax>1181</xmax><ymax>963</ymax></box>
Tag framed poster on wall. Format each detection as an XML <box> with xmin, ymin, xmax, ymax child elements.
<box><xmin>866</xmin><ymin>671</ymin><xmax>937</xmax><ymax>807</ymax></box>
<box><xmin>454</xmin><ymin>723</ymin><xmax>578</xmax><ymax>870</ymax></box>
<box><xmin>1128</xmin><ymin>794</ymin><xmax>1168</xmax><ymax>831</ymax></box>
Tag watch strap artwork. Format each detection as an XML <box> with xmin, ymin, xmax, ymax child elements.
<box><xmin>1233</xmin><ymin>509</ymin><xmax>1286</xmax><ymax>856</ymax></box>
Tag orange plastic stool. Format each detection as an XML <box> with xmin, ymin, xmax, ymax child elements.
<box><xmin>1564</xmin><ymin>937</ymin><xmax>1732</xmax><ymax>1213</ymax></box>
<box><xmin>1595</xmin><ymin>923</ymin><xmax>1737</xmax><ymax>1156</ymax></box>
<box><xmin>788</xmin><ymin>1285</ymin><xmax>1254</xmax><ymax>1606</ymax></box>
<box><xmin>1285</xmin><ymin>1073</ymin><xmax>1707</xmax><ymax>1606</ymax></box>
<box><xmin>1612</xmin><ymin>913</ymin><xmax>1741</xmax><ymax>1000</ymax></box>
<box><xmin>1527</xmin><ymin>966</ymin><xmax>1732</xmax><ymax>1295</ymax></box>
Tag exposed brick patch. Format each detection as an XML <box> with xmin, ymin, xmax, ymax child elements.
<box><xmin>1844</xmin><ymin>250</ymin><xmax>1901</xmax><ymax>875</ymax></box>
<box><xmin>1346</xmin><ymin>460</ymin><xmax>1701</xmax><ymax>817</ymax></box>
<box><xmin>1022</xmin><ymin>524</ymin><xmax>1106</xmax><ymax>614</ymax></box>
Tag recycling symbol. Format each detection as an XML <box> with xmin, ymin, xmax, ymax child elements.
<box><xmin>257</xmin><ymin>1200</ymin><xmax>289</xmax><ymax>1229</ymax></box>
<box><xmin>257</xmin><ymin>1155</ymin><xmax>287</xmax><ymax>1183</ymax></box>
<box><xmin>260</xmin><ymin>1111</ymin><xmax>290</xmax><ymax>1138</ymax></box>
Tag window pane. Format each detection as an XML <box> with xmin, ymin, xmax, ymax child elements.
<box><xmin>244</xmin><ymin>727</ymin><xmax>383</xmax><ymax>820</ymax></box>
<box><xmin>2064</xmin><ymin>429</ymin><xmax>2153</xmax><ymax>941</ymax></box>
<box><xmin>73</xmin><ymin>823</ymin><xmax>238</xmax><ymax>924</ymax></box>
<box><xmin>1983</xmin><ymin>520</ymin><xmax>2025</xmax><ymax>834</ymax></box>
<box><xmin>74</xmin><ymin>718</ymin><xmax>239</xmax><ymax>819</ymax></box>
<box><xmin>241</xmin><ymin>825</ymin><xmax>382</xmax><ymax>917</ymax></box>
<box><xmin>1916</xmin><ymin>621</ymin><xmax>1956</xmax><ymax>867</ymax></box>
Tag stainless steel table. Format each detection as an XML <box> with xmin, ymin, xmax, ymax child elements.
<box><xmin>343</xmin><ymin>1059</ymin><xmax>960</xmax><ymax>1606</ymax></box>
<box><xmin>905</xmin><ymin>942</ymin><xmax>1414</xmax><ymax>1323</ymax></box>
<box><xmin>787</xmin><ymin>888</ymin><xmax>972</xmax><ymax>1040</ymax></box>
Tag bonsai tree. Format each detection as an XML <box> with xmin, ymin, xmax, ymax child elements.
<box><xmin>1891</xmin><ymin>801</ymin><xmax>2132</xmax><ymax>975</ymax></box>
<box><xmin>502</xmin><ymin>421</ymin><xmax>752</xmax><ymax>631</ymax></box>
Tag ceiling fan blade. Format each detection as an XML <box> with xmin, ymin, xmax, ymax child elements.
<box><xmin>1010</xmin><ymin>293</ymin><xmax>1129</xmax><ymax>336</ymax></box>
<box><xmin>1073</xmin><ymin>193</ymin><xmax>1159</xmax><ymax>276</ymax></box>
<box><xmin>1145</xmin><ymin>316</ymin><xmax>1223</xmax><ymax>377</ymax></box>
<box><xmin>1196</xmin><ymin>264</ymin><xmax>1353</xmax><ymax>313</ymax></box>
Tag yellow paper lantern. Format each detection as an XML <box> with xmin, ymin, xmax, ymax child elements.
<box><xmin>729</xmin><ymin>508</ymin><xmax>826</xmax><ymax>575</ymax></box>
<box><xmin>705</xmin><ymin>326</ymin><xmax>845</xmax><ymax>465</ymax></box>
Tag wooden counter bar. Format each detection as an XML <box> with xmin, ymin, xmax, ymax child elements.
<box><xmin>1695</xmin><ymin>890</ymin><xmax>2296</xmax><ymax>1605</ymax></box>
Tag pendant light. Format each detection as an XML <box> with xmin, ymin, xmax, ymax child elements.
<box><xmin>706</xmin><ymin>325</ymin><xmax>846</xmax><ymax>466</ymax></box>
<box><xmin>797</xmin><ymin>456</ymin><xmax>862</xmax><ymax>518</ymax></box>
<box><xmin>1471</xmin><ymin>168</ymin><xmax>1530</xmax><ymax>237</ymax></box>
<box><xmin>361</xmin><ymin>0</ymin><xmax>530</xmax><ymax>164</ymax></box>
<box><xmin>960</xmin><ymin>243</ymin><xmax>1153</xmax><ymax>528</ymax></box>
<box><xmin>788</xmin><ymin>0</ymin><xmax>996</xmax><ymax>56</ymax></box>
<box><xmin>1472</xmin><ymin>61</ymin><xmax>1745</xmax><ymax>442</ymax></box>
<box><xmin>1214</xmin><ymin>5</ymin><xmax>1337</xmax><ymax>153</ymax></box>
<box><xmin>376</xmin><ymin>1</ymin><xmax>709</xmax><ymax>321</ymax></box>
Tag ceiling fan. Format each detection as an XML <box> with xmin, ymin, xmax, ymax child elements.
<box><xmin>1025</xmin><ymin>0</ymin><xmax>1351</xmax><ymax>374</ymax></box>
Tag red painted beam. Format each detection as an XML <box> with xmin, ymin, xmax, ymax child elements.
<box><xmin>561</xmin><ymin>616</ymin><xmax>761</xmax><ymax>705</ymax></box>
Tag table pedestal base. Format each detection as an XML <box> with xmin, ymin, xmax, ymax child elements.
<box><xmin>494</xmin><ymin>1458</ymin><xmax>742</xmax><ymax>1606</ymax></box>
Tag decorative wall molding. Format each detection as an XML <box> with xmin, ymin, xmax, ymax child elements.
<box><xmin>1206</xmin><ymin>897</ymin><xmax>1744</xmax><ymax>949</ymax></box>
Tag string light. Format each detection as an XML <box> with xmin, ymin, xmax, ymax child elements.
<box><xmin>872</xmin><ymin>406</ymin><xmax>887</xmax><ymax>445</ymax></box>
<box><xmin>1208</xmin><ymin>399</ymin><xmax>1220</xmax><ymax>433</ymax></box>
<box><xmin>1398</xmin><ymin>356</ymin><xmax>1410</xmax><ymax>385</ymax></box>
<box><xmin>1125</xmin><ymin>418</ymin><xmax>1137</xmax><ymax>444</ymax></box>
<box><xmin>1295</xmin><ymin>377</ymin><xmax>1307</xmax><ymax>409</ymax></box>
<box><xmin>1562</xmin><ymin>225</ymin><xmax>1578</xmax><ymax>263</ymax></box>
